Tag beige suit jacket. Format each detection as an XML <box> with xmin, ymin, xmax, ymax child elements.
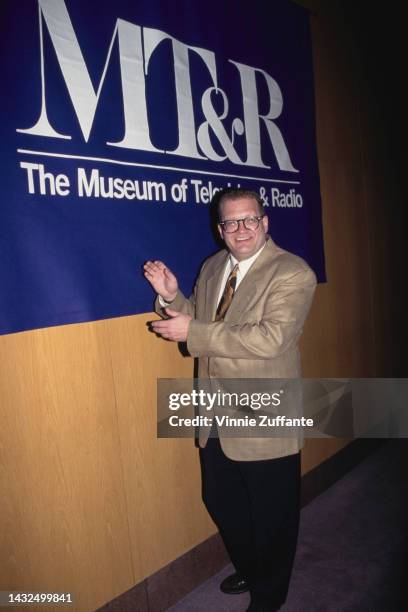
<box><xmin>156</xmin><ymin>236</ymin><xmax>316</xmax><ymax>461</ymax></box>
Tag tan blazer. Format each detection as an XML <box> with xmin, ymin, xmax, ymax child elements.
<box><xmin>156</xmin><ymin>236</ymin><xmax>316</xmax><ymax>461</ymax></box>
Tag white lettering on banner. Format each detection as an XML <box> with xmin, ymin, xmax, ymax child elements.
<box><xmin>19</xmin><ymin>161</ymin><xmax>245</xmax><ymax>203</ymax></box>
<box><xmin>142</xmin><ymin>27</ymin><xmax>217</xmax><ymax>159</ymax></box>
<box><xmin>18</xmin><ymin>160</ymin><xmax>309</xmax><ymax>209</ymax></box>
<box><xmin>197</xmin><ymin>88</ymin><xmax>244</xmax><ymax>165</ymax></box>
<box><xmin>20</xmin><ymin>162</ymin><xmax>71</xmax><ymax>196</ymax></box>
<box><xmin>230</xmin><ymin>61</ymin><xmax>298</xmax><ymax>171</ymax></box>
<box><xmin>190</xmin><ymin>179</ymin><xmax>222</xmax><ymax>204</ymax></box>
<box><xmin>17</xmin><ymin>0</ymin><xmax>298</xmax><ymax>173</ymax></box>
<box><xmin>271</xmin><ymin>187</ymin><xmax>303</xmax><ymax>208</ymax></box>
<box><xmin>77</xmin><ymin>168</ymin><xmax>167</xmax><ymax>201</ymax></box>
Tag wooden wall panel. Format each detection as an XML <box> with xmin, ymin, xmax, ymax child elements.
<box><xmin>301</xmin><ymin>7</ymin><xmax>376</xmax><ymax>378</ymax></box>
<box><xmin>298</xmin><ymin>6</ymin><xmax>373</xmax><ymax>474</ymax></box>
<box><xmin>105</xmin><ymin>314</ymin><xmax>214</xmax><ymax>586</ymax></box>
<box><xmin>1</xmin><ymin>2</ymin><xmax>402</xmax><ymax>610</ymax></box>
<box><xmin>0</xmin><ymin>322</ymin><xmax>134</xmax><ymax>611</ymax></box>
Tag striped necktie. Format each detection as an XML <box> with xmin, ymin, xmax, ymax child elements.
<box><xmin>215</xmin><ymin>263</ymin><xmax>239</xmax><ymax>321</ymax></box>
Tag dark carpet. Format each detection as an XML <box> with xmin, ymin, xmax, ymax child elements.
<box><xmin>168</xmin><ymin>441</ymin><xmax>408</xmax><ymax>611</ymax></box>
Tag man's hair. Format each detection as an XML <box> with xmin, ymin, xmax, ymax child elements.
<box><xmin>216</xmin><ymin>188</ymin><xmax>264</xmax><ymax>220</ymax></box>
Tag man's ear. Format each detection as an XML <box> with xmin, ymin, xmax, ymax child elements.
<box><xmin>217</xmin><ymin>224</ymin><xmax>224</xmax><ymax>240</ymax></box>
<box><xmin>262</xmin><ymin>214</ymin><xmax>269</xmax><ymax>233</ymax></box>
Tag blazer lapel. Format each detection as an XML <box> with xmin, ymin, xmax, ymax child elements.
<box><xmin>205</xmin><ymin>253</ymin><xmax>229</xmax><ymax>321</ymax></box>
<box><xmin>225</xmin><ymin>278</ymin><xmax>255</xmax><ymax>319</ymax></box>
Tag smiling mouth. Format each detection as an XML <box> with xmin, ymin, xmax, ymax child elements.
<box><xmin>236</xmin><ymin>236</ymin><xmax>252</xmax><ymax>242</ymax></box>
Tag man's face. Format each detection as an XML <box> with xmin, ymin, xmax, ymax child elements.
<box><xmin>217</xmin><ymin>196</ymin><xmax>268</xmax><ymax>261</ymax></box>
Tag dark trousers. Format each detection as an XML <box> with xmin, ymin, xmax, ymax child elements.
<box><xmin>199</xmin><ymin>438</ymin><xmax>301</xmax><ymax>608</ymax></box>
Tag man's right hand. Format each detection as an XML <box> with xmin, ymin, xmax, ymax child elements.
<box><xmin>143</xmin><ymin>260</ymin><xmax>178</xmax><ymax>302</ymax></box>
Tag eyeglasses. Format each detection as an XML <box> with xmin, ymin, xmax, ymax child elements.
<box><xmin>219</xmin><ymin>215</ymin><xmax>265</xmax><ymax>233</ymax></box>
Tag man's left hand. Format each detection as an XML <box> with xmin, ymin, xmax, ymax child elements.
<box><xmin>150</xmin><ymin>308</ymin><xmax>192</xmax><ymax>342</ymax></box>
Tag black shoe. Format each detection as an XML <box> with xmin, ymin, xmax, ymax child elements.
<box><xmin>220</xmin><ymin>572</ymin><xmax>249</xmax><ymax>594</ymax></box>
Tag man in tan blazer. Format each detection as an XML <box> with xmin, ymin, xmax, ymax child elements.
<box><xmin>144</xmin><ymin>188</ymin><xmax>316</xmax><ymax>612</ymax></box>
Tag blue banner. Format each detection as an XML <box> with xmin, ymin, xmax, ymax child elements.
<box><xmin>0</xmin><ymin>0</ymin><xmax>325</xmax><ymax>335</ymax></box>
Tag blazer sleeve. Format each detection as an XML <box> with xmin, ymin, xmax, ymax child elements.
<box><xmin>154</xmin><ymin>290</ymin><xmax>196</xmax><ymax>318</ymax></box>
<box><xmin>186</xmin><ymin>266</ymin><xmax>316</xmax><ymax>360</ymax></box>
